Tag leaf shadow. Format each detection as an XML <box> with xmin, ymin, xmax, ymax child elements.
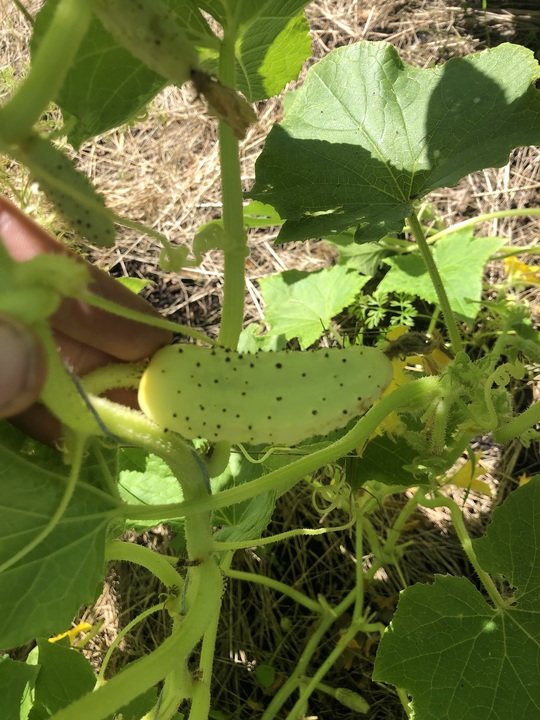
<box><xmin>250</xmin><ymin>43</ymin><xmax>540</xmax><ymax>244</ymax></box>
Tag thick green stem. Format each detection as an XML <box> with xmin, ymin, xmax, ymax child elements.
<box><xmin>0</xmin><ymin>0</ymin><xmax>91</xmax><ymax>144</ymax></box>
<box><xmin>494</xmin><ymin>401</ymin><xmax>540</xmax><ymax>444</ymax></box>
<box><xmin>54</xmin><ymin>399</ymin><xmax>222</xmax><ymax>720</ymax></box>
<box><xmin>50</xmin><ymin>559</ymin><xmax>222</xmax><ymax>720</ymax></box>
<box><xmin>419</xmin><ymin>494</ymin><xmax>505</xmax><ymax>608</ymax></box>
<box><xmin>188</xmin><ymin>609</ymin><xmax>221</xmax><ymax>720</ymax></box>
<box><xmin>216</xmin><ymin>29</ymin><xmax>248</xmax><ymax>350</ymax></box>
<box><xmin>90</xmin><ymin>398</ymin><xmax>216</xmax><ymax>558</ymax></box>
<box><xmin>124</xmin><ymin>377</ymin><xmax>441</xmax><ymax>521</ymax></box>
<box><xmin>105</xmin><ymin>541</ymin><xmax>182</xmax><ymax>589</ymax></box>
<box><xmin>408</xmin><ymin>210</ymin><xmax>463</xmax><ymax>354</ymax></box>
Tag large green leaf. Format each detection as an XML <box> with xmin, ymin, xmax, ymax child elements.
<box><xmin>200</xmin><ymin>1</ymin><xmax>312</xmax><ymax>101</ymax></box>
<box><xmin>250</xmin><ymin>42</ymin><xmax>540</xmax><ymax>242</ymax></box>
<box><xmin>473</xmin><ymin>477</ymin><xmax>540</xmax><ymax>610</ymax></box>
<box><xmin>235</xmin><ymin>5</ymin><xmax>311</xmax><ymax>101</ymax></box>
<box><xmin>29</xmin><ymin>640</ymin><xmax>96</xmax><ymax>719</ymax></box>
<box><xmin>33</xmin><ymin>0</ymin><xmax>309</xmax><ymax>143</ymax></box>
<box><xmin>0</xmin><ymin>656</ymin><xmax>39</xmax><ymax>720</ymax></box>
<box><xmin>0</xmin><ymin>426</ymin><xmax>118</xmax><ymax>649</ymax></box>
<box><xmin>118</xmin><ymin>451</ymin><xmax>184</xmax><ymax>531</ymax></box>
<box><xmin>32</xmin><ymin>0</ymin><xmax>215</xmax><ymax>146</ymax></box>
<box><xmin>373</xmin><ymin>478</ymin><xmax>540</xmax><ymax>719</ymax></box>
<box><xmin>259</xmin><ymin>266</ymin><xmax>369</xmax><ymax>348</ymax></box>
<box><xmin>378</xmin><ymin>229</ymin><xmax>506</xmax><ymax>322</ymax></box>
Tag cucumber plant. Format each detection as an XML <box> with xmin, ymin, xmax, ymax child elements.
<box><xmin>1</xmin><ymin>3</ymin><xmax>539</xmax><ymax>720</ymax></box>
<box><xmin>138</xmin><ymin>344</ymin><xmax>393</xmax><ymax>445</ymax></box>
<box><xmin>5</xmin><ymin>133</ymin><xmax>115</xmax><ymax>247</ymax></box>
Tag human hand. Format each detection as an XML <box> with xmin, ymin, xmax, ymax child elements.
<box><xmin>0</xmin><ymin>196</ymin><xmax>171</xmax><ymax>442</ymax></box>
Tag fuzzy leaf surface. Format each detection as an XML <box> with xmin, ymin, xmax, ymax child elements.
<box><xmin>200</xmin><ymin>1</ymin><xmax>311</xmax><ymax>100</ymax></box>
<box><xmin>378</xmin><ymin>229</ymin><xmax>506</xmax><ymax>322</ymax></box>
<box><xmin>0</xmin><ymin>427</ymin><xmax>117</xmax><ymax>649</ymax></box>
<box><xmin>250</xmin><ymin>42</ymin><xmax>540</xmax><ymax>242</ymax></box>
<box><xmin>373</xmin><ymin>478</ymin><xmax>540</xmax><ymax>719</ymax></box>
<box><xmin>259</xmin><ymin>266</ymin><xmax>368</xmax><ymax>348</ymax></box>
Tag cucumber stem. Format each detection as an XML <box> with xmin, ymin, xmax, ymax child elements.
<box><xmin>216</xmin><ymin>29</ymin><xmax>248</xmax><ymax>350</ymax></box>
<box><xmin>408</xmin><ymin>210</ymin><xmax>463</xmax><ymax>354</ymax></box>
<box><xmin>0</xmin><ymin>0</ymin><xmax>91</xmax><ymax>144</ymax></box>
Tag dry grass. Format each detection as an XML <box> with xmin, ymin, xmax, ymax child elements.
<box><xmin>1</xmin><ymin>1</ymin><xmax>539</xmax><ymax>718</ymax></box>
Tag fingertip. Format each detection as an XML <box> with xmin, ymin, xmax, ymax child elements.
<box><xmin>0</xmin><ymin>315</ymin><xmax>48</xmax><ymax>418</ymax></box>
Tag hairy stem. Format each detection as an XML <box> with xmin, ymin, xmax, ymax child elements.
<box><xmin>124</xmin><ymin>378</ymin><xmax>441</xmax><ymax>521</ymax></box>
<box><xmin>408</xmin><ymin>210</ymin><xmax>463</xmax><ymax>354</ymax></box>
<box><xmin>216</xmin><ymin>26</ymin><xmax>248</xmax><ymax>350</ymax></box>
<box><xmin>51</xmin><ymin>559</ymin><xmax>222</xmax><ymax>720</ymax></box>
<box><xmin>105</xmin><ymin>541</ymin><xmax>182</xmax><ymax>589</ymax></box>
<box><xmin>0</xmin><ymin>0</ymin><xmax>91</xmax><ymax>144</ymax></box>
<box><xmin>419</xmin><ymin>494</ymin><xmax>505</xmax><ymax>608</ymax></box>
<box><xmin>494</xmin><ymin>401</ymin><xmax>540</xmax><ymax>444</ymax></box>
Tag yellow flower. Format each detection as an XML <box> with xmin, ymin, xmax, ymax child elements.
<box><xmin>49</xmin><ymin>622</ymin><xmax>93</xmax><ymax>645</ymax></box>
<box><xmin>441</xmin><ymin>452</ymin><xmax>492</xmax><ymax>497</ymax></box>
<box><xmin>373</xmin><ymin>326</ymin><xmax>450</xmax><ymax>438</ymax></box>
<box><xmin>519</xmin><ymin>474</ymin><xmax>532</xmax><ymax>487</ymax></box>
<box><xmin>504</xmin><ymin>257</ymin><xmax>540</xmax><ymax>286</ymax></box>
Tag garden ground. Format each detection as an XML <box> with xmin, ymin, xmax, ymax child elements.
<box><xmin>1</xmin><ymin>1</ymin><xmax>539</xmax><ymax>718</ymax></box>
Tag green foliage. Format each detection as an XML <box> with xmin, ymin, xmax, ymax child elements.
<box><xmin>250</xmin><ymin>42</ymin><xmax>540</xmax><ymax>242</ymax></box>
<box><xmin>352</xmin><ymin>289</ymin><xmax>418</xmax><ymax>331</ymax></box>
<box><xmin>1</xmin><ymin>4</ymin><xmax>540</xmax><ymax>720</ymax></box>
<box><xmin>379</xmin><ymin>227</ymin><xmax>506</xmax><ymax>323</ymax></box>
<box><xmin>0</xmin><ymin>426</ymin><xmax>118</xmax><ymax>649</ymax></box>
<box><xmin>0</xmin><ymin>655</ymin><xmax>39</xmax><ymax>720</ymax></box>
<box><xmin>199</xmin><ymin>1</ymin><xmax>312</xmax><ymax>100</ymax></box>
<box><xmin>32</xmin><ymin>0</ymin><xmax>169</xmax><ymax>146</ymax></box>
<box><xmin>118</xmin><ymin>452</ymin><xmax>184</xmax><ymax>531</ymax></box>
<box><xmin>138</xmin><ymin>344</ymin><xmax>393</xmax><ymax>444</ymax></box>
<box><xmin>374</xmin><ymin>478</ymin><xmax>540</xmax><ymax>719</ymax></box>
<box><xmin>259</xmin><ymin>266</ymin><xmax>369</xmax><ymax>347</ymax></box>
<box><xmin>28</xmin><ymin>640</ymin><xmax>98</xmax><ymax>717</ymax></box>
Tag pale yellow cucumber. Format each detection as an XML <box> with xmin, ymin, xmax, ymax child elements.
<box><xmin>138</xmin><ymin>345</ymin><xmax>393</xmax><ymax>445</ymax></box>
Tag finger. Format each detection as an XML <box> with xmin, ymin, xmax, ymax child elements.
<box><xmin>10</xmin><ymin>404</ymin><xmax>61</xmax><ymax>446</ymax></box>
<box><xmin>0</xmin><ymin>314</ymin><xmax>47</xmax><ymax>419</ymax></box>
<box><xmin>0</xmin><ymin>197</ymin><xmax>171</xmax><ymax>360</ymax></box>
<box><xmin>10</xmin><ymin>329</ymin><xmax>143</xmax><ymax>443</ymax></box>
<box><xmin>52</xmin><ymin>328</ymin><xmax>117</xmax><ymax>376</ymax></box>
<box><xmin>11</xmin><ymin>387</ymin><xmax>139</xmax><ymax>446</ymax></box>
<box><xmin>52</xmin><ymin>270</ymin><xmax>170</xmax><ymax>362</ymax></box>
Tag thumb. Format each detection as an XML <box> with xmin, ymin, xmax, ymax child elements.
<box><xmin>0</xmin><ymin>315</ymin><xmax>47</xmax><ymax>419</ymax></box>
